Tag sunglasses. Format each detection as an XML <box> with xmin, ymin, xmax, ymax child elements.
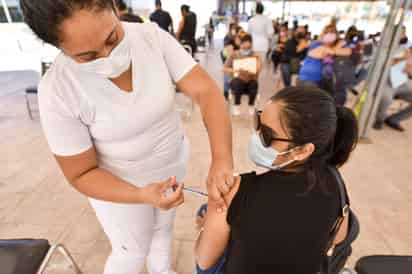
<box><xmin>254</xmin><ymin>111</ymin><xmax>294</xmax><ymax>147</ymax></box>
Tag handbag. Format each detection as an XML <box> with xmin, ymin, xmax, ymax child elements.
<box><xmin>321</xmin><ymin>167</ymin><xmax>358</xmax><ymax>274</ymax></box>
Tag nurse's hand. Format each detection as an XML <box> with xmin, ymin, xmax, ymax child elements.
<box><xmin>207</xmin><ymin>160</ymin><xmax>234</xmax><ymax>209</ymax></box>
<box><xmin>142</xmin><ymin>177</ymin><xmax>185</xmax><ymax>210</ymax></box>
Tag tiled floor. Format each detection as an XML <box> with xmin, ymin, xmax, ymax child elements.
<box><xmin>0</xmin><ymin>46</ymin><xmax>411</xmax><ymax>274</ymax></box>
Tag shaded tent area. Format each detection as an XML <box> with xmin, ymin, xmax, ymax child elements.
<box><xmin>241</xmin><ymin>0</ymin><xmax>411</xmax><ymax>138</ymax></box>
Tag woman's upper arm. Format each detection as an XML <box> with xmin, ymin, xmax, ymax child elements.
<box><xmin>195</xmin><ymin>176</ymin><xmax>241</xmax><ymax>269</ymax></box>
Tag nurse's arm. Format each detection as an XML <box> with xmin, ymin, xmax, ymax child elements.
<box><xmin>54</xmin><ymin>147</ymin><xmax>184</xmax><ymax>208</ymax></box>
<box><xmin>177</xmin><ymin>65</ymin><xmax>234</xmax><ymax>203</ymax></box>
<box><xmin>195</xmin><ymin>176</ymin><xmax>241</xmax><ymax>270</ymax></box>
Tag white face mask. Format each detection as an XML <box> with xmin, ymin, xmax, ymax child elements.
<box><xmin>74</xmin><ymin>30</ymin><xmax>132</xmax><ymax>79</ymax></box>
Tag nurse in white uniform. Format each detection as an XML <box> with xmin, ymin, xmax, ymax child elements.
<box><xmin>20</xmin><ymin>1</ymin><xmax>234</xmax><ymax>274</ymax></box>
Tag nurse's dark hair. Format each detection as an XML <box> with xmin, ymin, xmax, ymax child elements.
<box><xmin>271</xmin><ymin>87</ymin><xmax>358</xmax><ymax>192</ymax></box>
<box><xmin>20</xmin><ymin>0</ymin><xmax>115</xmax><ymax>46</ymax></box>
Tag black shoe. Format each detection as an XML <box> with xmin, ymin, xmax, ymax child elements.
<box><xmin>373</xmin><ymin>120</ymin><xmax>384</xmax><ymax>130</ymax></box>
<box><xmin>385</xmin><ymin>119</ymin><xmax>405</xmax><ymax>132</ymax></box>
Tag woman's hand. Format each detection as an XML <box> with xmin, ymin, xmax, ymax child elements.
<box><xmin>207</xmin><ymin>160</ymin><xmax>234</xmax><ymax>209</ymax></box>
<box><xmin>142</xmin><ymin>177</ymin><xmax>185</xmax><ymax>210</ymax></box>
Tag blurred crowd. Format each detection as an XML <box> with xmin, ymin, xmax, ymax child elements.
<box><xmin>219</xmin><ymin>3</ymin><xmax>412</xmax><ymax>132</ymax></box>
<box><xmin>114</xmin><ymin>0</ymin><xmax>412</xmax><ymax>132</ymax></box>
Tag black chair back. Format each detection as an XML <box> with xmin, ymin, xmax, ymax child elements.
<box><xmin>356</xmin><ymin>255</ymin><xmax>412</xmax><ymax>274</ymax></box>
<box><xmin>0</xmin><ymin>239</ymin><xmax>50</xmax><ymax>274</ymax></box>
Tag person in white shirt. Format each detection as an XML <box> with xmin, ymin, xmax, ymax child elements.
<box><xmin>20</xmin><ymin>1</ymin><xmax>235</xmax><ymax>274</ymax></box>
<box><xmin>247</xmin><ymin>3</ymin><xmax>274</xmax><ymax>62</ymax></box>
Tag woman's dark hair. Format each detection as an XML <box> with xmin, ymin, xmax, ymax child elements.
<box><xmin>20</xmin><ymin>0</ymin><xmax>115</xmax><ymax>46</ymax></box>
<box><xmin>240</xmin><ymin>34</ymin><xmax>253</xmax><ymax>44</ymax></box>
<box><xmin>271</xmin><ymin>87</ymin><xmax>358</xmax><ymax>192</ymax></box>
<box><xmin>256</xmin><ymin>3</ymin><xmax>264</xmax><ymax>14</ymax></box>
<box><xmin>229</xmin><ymin>23</ymin><xmax>237</xmax><ymax>33</ymax></box>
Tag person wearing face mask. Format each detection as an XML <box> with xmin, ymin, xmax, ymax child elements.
<box><xmin>271</xmin><ymin>25</ymin><xmax>289</xmax><ymax>73</ymax></box>
<box><xmin>222</xmin><ymin>23</ymin><xmax>242</xmax><ymax>63</ymax></box>
<box><xmin>20</xmin><ymin>1</ymin><xmax>235</xmax><ymax>274</ymax></box>
<box><xmin>297</xmin><ymin>25</ymin><xmax>351</xmax><ymax>90</ymax></box>
<box><xmin>224</xmin><ymin>34</ymin><xmax>262</xmax><ymax>116</ymax></box>
<box><xmin>221</xmin><ymin>24</ymin><xmax>243</xmax><ymax>100</ymax></box>
<box><xmin>194</xmin><ymin>87</ymin><xmax>359</xmax><ymax>274</ymax></box>
<box><xmin>279</xmin><ymin>26</ymin><xmax>310</xmax><ymax>87</ymax></box>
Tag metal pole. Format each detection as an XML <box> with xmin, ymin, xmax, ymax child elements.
<box><xmin>281</xmin><ymin>0</ymin><xmax>286</xmax><ymax>22</ymax></box>
<box><xmin>358</xmin><ymin>0</ymin><xmax>411</xmax><ymax>138</ymax></box>
<box><xmin>1</xmin><ymin>0</ymin><xmax>12</xmax><ymax>23</ymax></box>
<box><xmin>242</xmin><ymin>0</ymin><xmax>246</xmax><ymax>14</ymax></box>
<box><xmin>288</xmin><ymin>0</ymin><xmax>292</xmax><ymax>19</ymax></box>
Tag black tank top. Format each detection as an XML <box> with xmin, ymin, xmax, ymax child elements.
<box><xmin>181</xmin><ymin>12</ymin><xmax>197</xmax><ymax>42</ymax></box>
<box><xmin>224</xmin><ymin>170</ymin><xmax>340</xmax><ymax>274</ymax></box>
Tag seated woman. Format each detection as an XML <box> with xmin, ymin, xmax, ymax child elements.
<box><xmin>224</xmin><ymin>34</ymin><xmax>262</xmax><ymax>116</ymax></box>
<box><xmin>195</xmin><ymin>87</ymin><xmax>358</xmax><ymax>274</ymax></box>
<box><xmin>222</xmin><ymin>24</ymin><xmax>243</xmax><ymax>100</ymax></box>
<box><xmin>297</xmin><ymin>24</ymin><xmax>352</xmax><ymax>93</ymax></box>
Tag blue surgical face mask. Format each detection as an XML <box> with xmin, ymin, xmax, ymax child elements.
<box><xmin>240</xmin><ymin>49</ymin><xmax>252</xmax><ymax>56</ymax></box>
<box><xmin>248</xmin><ymin>132</ymin><xmax>296</xmax><ymax>170</ymax></box>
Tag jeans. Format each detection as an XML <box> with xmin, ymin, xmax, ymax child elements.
<box><xmin>223</xmin><ymin>74</ymin><xmax>231</xmax><ymax>100</ymax></box>
<box><xmin>230</xmin><ymin>78</ymin><xmax>258</xmax><ymax>105</ymax></box>
<box><xmin>296</xmin><ymin>79</ymin><xmax>321</xmax><ymax>88</ymax></box>
<box><xmin>196</xmin><ymin>251</ymin><xmax>227</xmax><ymax>274</ymax></box>
<box><xmin>376</xmin><ymin>82</ymin><xmax>412</xmax><ymax>124</ymax></box>
<box><xmin>280</xmin><ymin>63</ymin><xmax>292</xmax><ymax>87</ymax></box>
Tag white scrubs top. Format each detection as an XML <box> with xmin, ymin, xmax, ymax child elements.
<box><xmin>38</xmin><ymin>22</ymin><xmax>196</xmax><ymax>186</ymax></box>
<box><xmin>248</xmin><ymin>14</ymin><xmax>274</xmax><ymax>53</ymax></box>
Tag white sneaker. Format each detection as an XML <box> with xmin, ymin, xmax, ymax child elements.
<box><xmin>248</xmin><ymin>106</ymin><xmax>255</xmax><ymax>116</ymax></box>
<box><xmin>232</xmin><ymin>105</ymin><xmax>241</xmax><ymax>116</ymax></box>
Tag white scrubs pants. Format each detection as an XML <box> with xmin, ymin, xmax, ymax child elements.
<box><xmin>90</xmin><ymin>199</ymin><xmax>176</xmax><ymax>274</ymax></box>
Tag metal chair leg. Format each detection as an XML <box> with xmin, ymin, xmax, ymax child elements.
<box><xmin>25</xmin><ymin>93</ymin><xmax>33</xmax><ymax>120</ymax></box>
<box><xmin>37</xmin><ymin>244</ymin><xmax>82</xmax><ymax>274</ymax></box>
<box><xmin>57</xmin><ymin>245</ymin><xmax>82</xmax><ymax>274</ymax></box>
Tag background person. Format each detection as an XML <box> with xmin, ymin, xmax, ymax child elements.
<box><xmin>224</xmin><ymin>34</ymin><xmax>262</xmax><ymax>116</ymax></box>
<box><xmin>195</xmin><ymin>87</ymin><xmax>358</xmax><ymax>274</ymax></box>
<box><xmin>20</xmin><ymin>0</ymin><xmax>235</xmax><ymax>273</ymax></box>
<box><xmin>279</xmin><ymin>26</ymin><xmax>310</xmax><ymax>87</ymax></box>
<box><xmin>374</xmin><ymin>46</ymin><xmax>412</xmax><ymax>132</ymax></box>
<box><xmin>115</xmin><ymin>0</ymin><xmax>143</xmax><ymax>23</ymax></box>
<box><xmin>271</xmin><ymin>24</ymin><xmax>289</xmax><ymax>73</ymax></box>
<box><xmin>247</xmin><ymin>3</ymin><xmax>274</xmax><ymax>63</ymax></box>
<box><xmin>150</xmin><ymin>0</ymin><xmax>174</xmax><ymax>34</ymax></box>
<box><xmin>222</xmin><ymin>24</ymin><xmax>243</xmax><ymax>100</ymax></box>
<box><xmin>297</xmin><ymin>24</ymin><xmax>351</xmax><ymax>92</ymax></box>
<box><xmin>177</xmin><ymin>4</ymin><xmax>198</xmax><ymax>55</ymax></box>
